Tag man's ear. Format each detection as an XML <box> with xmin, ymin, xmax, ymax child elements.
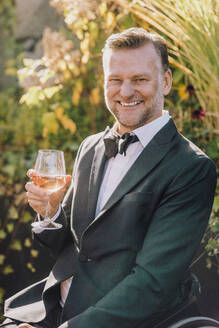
<box><xmin>162</xmin><ymin>69</ymin><xmax>172</xmax><ymax>96</ymax></box>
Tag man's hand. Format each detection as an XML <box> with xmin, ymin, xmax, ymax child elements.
<box><xmin>25</xmin><ymin>169</ymin><xmax>72</xmax><ymax>218</ymax></box>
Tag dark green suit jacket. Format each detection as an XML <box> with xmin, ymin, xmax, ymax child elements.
<box><xmin>4</xmin><ymin>119</ymin><xmax>217</xmax><ymax>328</ymax></box>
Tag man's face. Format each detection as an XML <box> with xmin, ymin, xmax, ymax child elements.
<box><xmin>103</xmin><ymin>43</ymin><xmax>172</xmax><ymax>134</ymax></box>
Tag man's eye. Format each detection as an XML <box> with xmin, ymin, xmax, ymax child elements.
<box><xmin>135</xmin><ymin>78</ymin><xmax>146</xmax><ymax>82</ymax></box>
<box><xmin>109</xmin><ymin>79</ymin><xmax>122</xmax><ymax>83</ymax></box>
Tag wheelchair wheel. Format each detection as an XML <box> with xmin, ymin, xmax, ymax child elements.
<box><xmin>167</xmin><ymin>316</ymin><xmax>219</xmax><ymax>328</ymax></box>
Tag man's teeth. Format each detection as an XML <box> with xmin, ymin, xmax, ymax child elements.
<box><xmin>120</xmin><ymin>101</ymin><xmax>141</xmax><ymax>107</ymax></box>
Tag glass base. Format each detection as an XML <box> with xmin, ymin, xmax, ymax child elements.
<box><xmin>31</xmin><ymin>219</ymin><xmax>62</xmax><ymax>230</ymax></box>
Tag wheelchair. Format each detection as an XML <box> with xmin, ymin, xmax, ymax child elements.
<box><xmin>167</xmin><ymin>316</ymin><xmax>219</xmax><ymax>328</ymax></box>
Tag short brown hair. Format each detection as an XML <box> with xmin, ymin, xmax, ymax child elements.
<box><xmin>103</xmin><ymin>27</ymin><xmax>169</xmax><ymax>72</ymax></box>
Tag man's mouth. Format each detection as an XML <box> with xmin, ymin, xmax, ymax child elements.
<box><xmin>118</xmin><ymin>101</ymin><xmax>143</xmax><ymax>107</ymax></box>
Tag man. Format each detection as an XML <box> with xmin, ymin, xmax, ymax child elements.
<box><xmin>2</xmin><ymin>28</ymin><xmax>217</xmax><ymax>328</ymax></box>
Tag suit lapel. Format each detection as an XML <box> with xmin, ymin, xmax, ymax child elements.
<box><xmin>84</xmin><ymin>119</ymin><xmax>178</xmax><ymax>230</ymax></box>
<box><xmin>87</xmin><ymin>127</ymin><xmax>110</xmax><ymax>221</ymax></box>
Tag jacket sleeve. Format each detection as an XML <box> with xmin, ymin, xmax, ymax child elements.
<box><xmin>58</xmin><ymin>158</ymin><xmax>217</xmax><ymax>328</ymax></box>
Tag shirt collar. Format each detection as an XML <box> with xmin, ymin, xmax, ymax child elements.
<box><xmin>112</xmin><ymin>110</ymin><xmax>170</xmax><ymax>148</ymax></box>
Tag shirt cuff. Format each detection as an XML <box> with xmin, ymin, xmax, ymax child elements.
<box><xmin>32</xmin><ymin>205</ymin><xmax>62</xmax><ymax>234</ymax></box>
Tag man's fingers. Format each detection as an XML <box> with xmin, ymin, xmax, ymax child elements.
<box><xmin>27</xmin><ymin>169</ymin><xmax>37</xmax><ymax>178</ymax></box>
<box><xmin>18</xmin><ymin>324</ymin><xmax>36</xmax><ymax>328</ymax></box>
<box><xmin>26</xmin><ymin>191</ymin><xmax>49</xmax><ymax>202</ymax></box>
<box><xmin>25</xmin><ymin>182</ymin><xmax>47</xmax><ymax>196</ymax></box>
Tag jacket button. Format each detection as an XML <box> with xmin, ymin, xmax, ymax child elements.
<box><xmin>79</xmin><ymin>253</ymin><xmax>92</xmax><ymax>262</ymax></box>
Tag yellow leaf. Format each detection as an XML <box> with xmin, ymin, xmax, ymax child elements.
<box><xmin>23</xmin><ymin>58</ymin><xmax>34</xmax><ymax>68</ymax></box>
<box><xmin>11</xmin><ymin>240</ymin><xmax>22</xmax><ymax>251</ymax></box>
<box><xmin>8</xmin><ymin>206</ymin><xmax>18</xmax><ymax>219</ymax></box>
<box><xmin>0</xmin><ymin>230</ymin><xmax>7</xmax><ymax>240</ymax></box>
<box><xmin>31</xmin><ymin>249</ymin><xmax>39</xmax><ymax>258</ymax></box>
<box><xmin>0</xmin><ymin>254</ymin><xmax>6</xmax><ymax>265</ymax></box>
<box><xmin>72</xmin><ymin>80</ymin><xmax>83</xmax><ymax>106</ymax></box>
<box><xmin>22</xmin><ymin>211</ymin><xmax>32</xmax><ymax>223</ymax></box>
<box><xmin>89</xmin><ymin>22</ymin><xmax>99</xmax><ymax>39</ymax></box>
<box><xmin>42</xmin><ymin>112</ymin><xmax>59</xmax><ymax>136</ymax></box>
<box><xmin>3</xmin><ymin>265</ymin><xmax>14</xmax><ymax>275</ymax></box>
<box><xmin>5</xmin><ymin>59</ymin><xmax>15</xmax><ymax>67</ymax></box>
<box><xmin>4</xmin><ymin>68</ymin><xmax>17</xmax><ymax>76</ymax></box>
<box><xmin>24</xmin><ymin>238</ymin><xmax>32</xmax><ymax>247</ymax></box>
<box><xmin>99</xmin><ymin>2</ymin><xmax>107</xmax><ymax>16</ymax></box>
<box><xmin>27</xmin><ymin>262</ymin><xmax>36</xmax><ymax>272</ymax></box>
<box><xmin>63</xmin><ymin>70</ymin><xmax>72</xmax><ymax>80</ymax></box>
<box><xmin>44</xmin><ymin>86</ymin><xmax>60</xmax><ymax>99</ymax></box>
<box><xmin>89</xmin><ymin>88</ymin><xmax>100</xmax><ymax>105</ymax></box>
<box><xmin>7</xmin><ymin>223</ymin><xmax>14</xmax><ymax>233</ymax></box>
<box><xmin>55</xmin><ymin>106</ymin><xmax>65</xmax><ymax>119</ymax></box>
<box><xmin>43</xmin><ymin>127</ymin><xmax>48</xmax><ymax>138</ymax></box>
<box><xmin>80</xmin><ymin>38</ymin><xmax>89</xmax><ymax>53</ymax></box>
<box><xmin>81</xmin><ymin>52</ymin><xmax>90</xmax><ymax>64</ymax></box>
<box><xmin>61</xmin><ymin>116</ymin><xmax>76</xmax><ymax>134</ymax></box>
<box><xmin>178</xmin><ymin>84</ymin><xmax>190</xmax><ymax>101</ymax></box>
<box><xmin>106</xmin><ymin>12</ymin><xmax>116</xmax><ymax>28</ymax></box>
<box><xmin>19</xmin><ymin>86</ymin><xmax>42</xmax><ymax>106</ymax></box>
<box><xmin>0</xmin><ymin>288</ymin><xmax>5</xmax><ymax>301</ymax></box>
<box><xmin>57</xmin><ymin>60</ymin><xmax>67</xmax><ymax>71</ymax></box>
<box><xmin>68</xmin><ymin>62</ymin><xmax>80</xmax><ymax>76</ymax></box>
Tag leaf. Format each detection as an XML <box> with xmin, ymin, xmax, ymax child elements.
<box><xmin>0</xmin><ymin>230</ymin><xmax>7</xmax><ymax>240</ymax></box>
<box><xmin>0</xmin><ymin>254</ymin><xmax>6</xmax><ymax>265</ymax></box>
<box><xmin>42</xmin><ymin>112</ymin><xmax>59</xmax><ymax>137</ymax></box>
<box><xmin>206</xmin><ymin>257</ymin><xmax>212</xmax><ymax>270</ymax></box>
<box><xmin>22</xmin><ymin>211</ymin><xmax>33</xmax><ymax>223</ymax></box>
<box><xmin>106</xmin><ymin>12</ymin><xmax>116</xmax><ymax>28</ymax></box>
<box><xmin>99</xmin><ymin>2</ymin><xmax>107</xmax><ymax>16</ymax></box>
<box><xmin>178</xmin><ymin>84</ymin><xmax>190</xmax><ymax>101</ymax></box>
<box><xmin>24</xmin><ymin>238</ymin><xmax>32</xmax><ymax>247</ymax></box>
<box><xmin>60</xmin><ymin>116</ymin><xmax>76</xmax><ymax>135</ymax></box>
<box><xmin>0</xmin><ymin>185</ymin><xmax>5</xmax><ymax>196</ymax></box>
<box><xmin>7</xmin><ymin>223</ymin><xmax>14</xmax><ymax>233</ymax></box>
<box><xmin>31</xmin><ymin>249</ymin><xmax>39</xmax><ymax>258</ymax></box>
<box><xmin>89</xmin><ymin>21</ymin><xmax>99</xmax><ymax>39</ymax></box>
<box><xmin>3</xmin><ymin>265</ymin><xmax>14</xmax><ymax>275</ymax></box>
<box><xmin>0</xmin><ymin>288</ymin><xmax>5</xmax><ymax>302</ymax></box>
<box><xmin>43</xmin><ymin>86</ymin><xmax>60</xmax><ymax>99</ymax></box>
<box><xmin>80</xmin><ymin>38</ymin><xmax>89</xmax><ymax>53</ymax></box>
<box><xmin>211</xmin><ymin>222</ymin><xmax>219</xmax><ymax>233</ymax></box>
<box><xmin>81</xmin><ymin>52</ymin><xmax>90</xmax><ymax>64</ymax></box>
<box><xmin>8</xmin><ymin>206</ymin><xmax>18</xmax><ymax>219</ymax></box>
<box><xmin>4</xmin><ymin>68</ymin><xmax>17</xmax><ymax>76</ymax></box>
<box><xmin>20</xmin><ymin>86</ymin><xmax>43</xmax><ymax>106</ymax></box>
<box><xmin>27</xmin><ymin>262</ymin><xmax>36</xmax><ymax>272</ymax></box>
<box><xmin>55</xmin><ymin>106</ymin><xmax>65</xmax><ymax>119</ymax></box>
<box><xmin>10</xmin><ymin>240</ymin><xmax>22</xmax><ymax>251</ymax></box>
<box><xmin>89</xmin><ymin>88</ymin><xmax>100</xmax><ymax>106</ymax></box>
<box><xmin>72</xmin><ymin>80</ymin><xmax>83</xmax><ymax>106</ymax></box>
<box><xmin>213</xmin><ymin>197</ymin><xmax>219</xmax><ymax>212</ymax></box>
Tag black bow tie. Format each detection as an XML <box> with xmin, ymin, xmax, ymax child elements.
<box><xmin>104</xmin><ymin>131</ymin><xmax>139</xmax><ymax>159</ymax></box>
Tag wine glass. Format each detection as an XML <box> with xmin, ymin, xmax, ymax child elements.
<box><xmin>31</xmin><ymin>149</ymin><xmax>66</xmax><ymax>230</ymax></box>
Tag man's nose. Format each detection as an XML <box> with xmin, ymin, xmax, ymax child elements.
<box><xmin>120</xmin><ymin>80</ymin><xmax>135</xmax><ymax>98</ymax></box>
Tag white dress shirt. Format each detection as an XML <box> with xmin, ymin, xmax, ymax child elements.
<box><xmin>34</xmin><ymin>110</ymin><xmax>170</xmax><ymax>307</ymax></box>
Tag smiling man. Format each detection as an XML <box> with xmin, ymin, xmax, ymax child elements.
<box><xmin>2</xmin><ymin>28</ymin><xmax>217</xmax><ymax>328</ymax></box>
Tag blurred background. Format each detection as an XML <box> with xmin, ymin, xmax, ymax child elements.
<box><xmin>0</xmin><ymin>0</ymin><xmax>218</xmax><ymax>321</ymax></box>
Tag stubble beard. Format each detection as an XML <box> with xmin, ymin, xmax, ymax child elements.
<box><xmin>105</xmin><ymin>86</ymin><xmax>164</xmax><ymax>131</ymax></box>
